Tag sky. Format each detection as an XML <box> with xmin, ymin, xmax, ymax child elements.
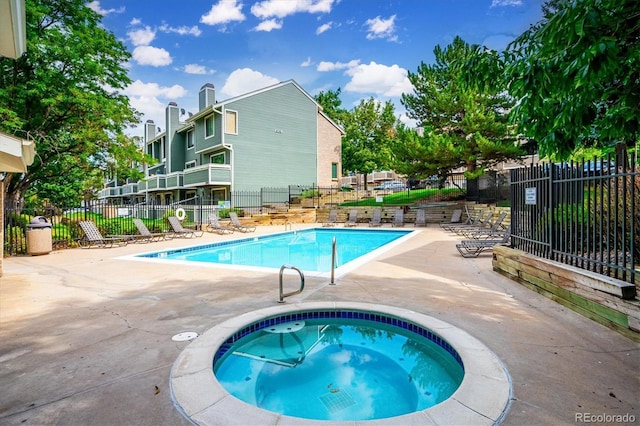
<box><xmin>88</xmin><ymin>0</ymin><xmax>544</xmax><ymax>135</ymax></box>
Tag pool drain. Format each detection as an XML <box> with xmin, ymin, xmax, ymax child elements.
<box><xmin>319</xmin><ymin>390</ymin><xmax>356</xmax><ymax>413</ymax></box>
<box><xmin>172</xmin><ymin>332</ymin><xmax>198</xmax><ymax>342</ymax></box>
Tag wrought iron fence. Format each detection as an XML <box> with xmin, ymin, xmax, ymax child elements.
<box><xmin>510</xmin><ymin>147</ymin><xmax>638</xmax><ymax>285</ymax></box>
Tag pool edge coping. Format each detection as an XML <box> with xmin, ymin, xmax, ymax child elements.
<box><xmin>170</xmin><ymin>302</ymin><xmax>512</xmax><ymax>425</ymax></box>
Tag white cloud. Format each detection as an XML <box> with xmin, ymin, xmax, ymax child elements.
<box><xmin>254</xmin><ymin>19</ymin><xmax>283</xmax><ymax>32</ymax></box>
<box><xmin>365</xmin><ymin>15</ymin><xmax>397</xmax><ymax>41</ymax></box>
<box><xmin>87</xmin><ymin>1</ymin><xmax>124</xmax><ymax>16</ymax></box>
<box><xmin>128</xmin><ymin>26</ymin><xmax>156</xmax><ymax>46</ymax></box>
<box><xmin>317</xmin><ymin>59</ymin><xmax>360</xmax><ymax>72</ymax></box>
<box><xmin>220</xmin><ymin>68</ymin><xmax>279</xmax><ymax>98</ymax></box>
<box><xmin>316</xmin><ymin>22</ymin><xmax>332</xmax><ymax>35</ymax></box>
<box><xmin>184</xmin><ymin>64</ymin><xmax>212</xmax><ymax>75</ymax></box>
<box><xmin>344</xmin><ymin>61</ymin><xmax>412</xmax><ymax>97</ymax></box>
<box><xmin>159</xmin><ymin>24</ymin><xmax>202</xmax><ymax>37</ymax></box>
<box><xmin>130</xmin><ymin>18</ymin><xmax>141</xmax><ymax>26</ymax></box>
<box><xmin>491</xmin><ymin>0</ymin><xmax>523</xmax><ymax>6</ymax></box>
<box><xmin>300</xmin><ymin>57</ymin><xmax>312</xmax><ymax>67</ymax></box>
<box><xmin>125</xmin><ymin>80</ymin><xmax>187</xmax><ymax>98</ymax></box>
<box><xmin>132</xmin><ymin>46</ymin><xmax>173</xmax><ymax>66</ymax></box>
<box><xmin>201</xmin><ymin>0</ymin><xmax>246</xmax><ymax>26</ymax></box>
<box><xmin>251</xmin><ymin>0</ymin><xmax>335</xmax><ymax>19</ymax></box>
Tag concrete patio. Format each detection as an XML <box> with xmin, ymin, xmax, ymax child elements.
<box><xmin>1</xmin><ymin>224</ymin><xmax>637</xmax><ymax>425</ymax></box>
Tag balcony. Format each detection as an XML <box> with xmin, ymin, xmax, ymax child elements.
<box><xmin>121</xmin><ymin>183</ymin><xmax>138</xmax><ymax>195</ymax></box>
<box><xmin>183</xmin><ymin>163</ymin><xmax>231</xmax><ymax>187</ymax></box>
<box><xmin>166</xmin><ymin>172</ymin><xmax>184</xmax><ymax>189</ymax></box>
<box><xmin>144</xmin><ymin>175</ymin><xmax>167</xmax><ymax>191</ymax></box>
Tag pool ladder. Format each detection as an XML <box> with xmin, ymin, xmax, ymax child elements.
<box><xmin>278</xmin><ymin>265</ymin><xmax>305</xmax><ymax>303</ymax></box>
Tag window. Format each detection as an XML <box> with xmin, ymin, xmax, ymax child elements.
<box><xmin>331</xmin><ymin>163</ymin><xmax>338</xmax><ymax>179</ymax></box>
<box><xmin>185</xmin><ymin>161</ymin><xmax>196</xmax><ymax>169</ymax></box>
<box><xmin>186</xmin><ymin>130</ymin><xmax>194</xmax><ymax>149</ymax></box>
<box><xmin>210</xmin><ymin>152</ymin><xmax>225</xmax><ymax>164</ymax></box>
<box><xmin>225</xmin><ymin>110</ymin><xmax>237</xmax><ymax>134</ymax></box>
<box><xmin>205</xmin><ymin>115</ymin><xmax>214</xmax><ymax>138</ymax></box>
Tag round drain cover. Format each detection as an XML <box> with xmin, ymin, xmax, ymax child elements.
<box><xmin>172</xmin><ymin>332</ymin><xmax>198</xmax><ymax>342</ymax></box>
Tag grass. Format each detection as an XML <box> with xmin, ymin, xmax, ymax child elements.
<box><xmin>341</xmin><ymin>188</ymin><xmax>464</xmax><ymax>206</ymax></box>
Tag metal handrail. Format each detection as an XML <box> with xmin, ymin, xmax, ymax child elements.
<box><xmin>278</xmin><ymin>264</ymin><xmax>305</xmax><ymax>303</ymax></box>
<box><xmin>330</xmin><ymin>236</ymin><xmax>337</xmax><ymax>285</ymax></box>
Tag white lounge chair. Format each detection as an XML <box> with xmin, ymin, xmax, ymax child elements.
<box><xmin>344</xmin><ymin>209</ymin><xmax>358</xmax><ymax>227</ymax></box>
<box><xmin>228</xmin><ymin>212</ymin><xmax>256</xmax><ymax>232</ymax></box>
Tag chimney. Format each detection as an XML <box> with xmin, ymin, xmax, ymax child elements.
<box><xmin>199</xmin><ymin>83</ymin><xmax>215</xmax><ymax>110</ymax></box>
<box><xmin>144</xmin><ymin>119</ymin><xmax>156</xmax><ymax>141</ymax></box>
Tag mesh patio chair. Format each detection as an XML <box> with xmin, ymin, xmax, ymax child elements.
<box><xmin>205</xmin><ymin>213</ymin><xmax>235</xmax><ymax>235</ymax></box>
<box><xmin>168</xmin><ymin>216</ymin><xmax>204</xmax><ymax>238</ymax></box>
<box><xmin>228</xmin><ymin>212</ymin><xmax>256</xmax><ymax>233</ymax></box>
<box><xmin>133</xmin><ymin>218</ymin><xmax>169</xmax><ymax>242</ymax></box>
<box><xmin>414</xmin><ymin>209</ymin><xmax>426</xmax><ymax>227</ymax></box>
<box><xmin>77</xmin><ymin>221</ymin><xmax>132</xmax><ymax>248</ymax></box>
<box><xmin>368</xmin><ymin>208</ymin><xmax>382</xmax><ymax>227</ymax></box>
<box><xmin>344</xmin><ymin>209</ymin><xmax>358</xmax><ymax>227</ymax></box>
<box><xmin>322</xmin><ymin>209</ymin><xmax>338</xmax><ymax>227</ymax></box>
<box><xmin>391</xmin><ymin>209</ymin><xmax>404</xmax><ymax>227</ymax></box>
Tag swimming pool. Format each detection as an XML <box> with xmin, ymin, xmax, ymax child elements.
<box><xmin>131</xmin><ymin>228</ymin><xmax>416</xmax><ymax>277</ymax></box>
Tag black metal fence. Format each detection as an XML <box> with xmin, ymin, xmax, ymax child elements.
<box><xmin>4</xmin><ymin>180</ymin><xmax>475</xmax><ymax>255</ymax></box>
<box><xmin>510</xmin><ymin>148</ymin><xmax>638</xmax><ymax>285</ymax></box>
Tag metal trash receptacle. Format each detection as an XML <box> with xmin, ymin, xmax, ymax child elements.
<box><xmin>26</xmin><ymin>216</ymin><xmax>53</xmax><ymax>255</ymax></box>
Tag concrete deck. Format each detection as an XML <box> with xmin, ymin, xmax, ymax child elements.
<box><xmin>1</xmin><ymin>224</ymin><xmax>638</xmax><ymax>425</ymax></box>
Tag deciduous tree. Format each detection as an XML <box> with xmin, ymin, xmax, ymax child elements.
<box><xmin>506</xmin><ymin>0</ymin><xmax>640</xmax><ymax>159</ymax></box>
<box><xmin>0</xmin><ymin>0</ymin><xmax>145</xmax><ymax>205</ymax></box>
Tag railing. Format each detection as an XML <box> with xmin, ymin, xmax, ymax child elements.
<box><xmin>510</xmin><ymin>146</ymin><xmax>638</xmax><ymax>285</ymax></box>
<box><xmin>278</xmin><ymin>264</ymin><xmax>305</xmax><ymax>303</ymax></box>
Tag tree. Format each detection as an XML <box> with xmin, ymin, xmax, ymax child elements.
<box><xmin>506</xmin><ymin>0</ymin><xmax>640</xmax><ymax>159</ymax></box>
<box><xmin>400</xmin><ymin>36</ymin><xmax>523</xmax><ymax>199</ymax></box>
<box><xmin>0</xmin><ymin>0</ymin><xmax>145</xmax><ymax>204</ymax></box>
<box><xmin>341</xmin><ymin>98</ymin><xmax>397</xmax><ymax>189</ymax></box>
<box><xmin>314</xmin><ymin>88</ymin><xmax>347</xmax><ymax>127</ymax></box>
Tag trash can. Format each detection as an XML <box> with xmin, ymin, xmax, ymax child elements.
<box><xmin>26</xmin><ymin>216</ymin><xmax>53</xmax><ymax>255</ymax></box>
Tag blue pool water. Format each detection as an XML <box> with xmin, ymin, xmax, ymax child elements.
<box><xmin>213</xmin><ymin>315</ymin><xmax>464</xmax><ymax>421</ymax></box>
<box><xmin>137</xmin><ymin>228</ymin><xmax>412</xmax><ymax>273</ymax></box>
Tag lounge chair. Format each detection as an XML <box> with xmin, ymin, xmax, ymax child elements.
<box><xmin>368</xmin><ymin>208</ymin><xmax>382</xmax><ymax>227</ymax></box>
<box><xmin>391</xmin><ymin>209</ymin><xmax>404</xmax><ymax>227</ymax></box>
<box><xmin>456</xmin><ymin>232</ymin><xmax>510</xmax><ymax>258</ymax></box>
<box><xmin>77</xmin><ymin>220</ymin><xmax>132</xmax><ymax>248</ymax></box>
<box><xmin>446</xmin><ymin>210</ymin><xmax>493</xmax><ymax>233</ymax></box>
<box><xmin>439</xmin><ymin>209</ymin><xmax>462</xmax><ymax>228</ymax></box>
<box><xmin>168</xmin><ymin>216</ymin><xmax>204</xmax><ymax>238</ymax></box>
<box><xmin>228</xmin><ymin>212</ymin><xmax>256</xmax><ymax>233</ymax></box>
<box><xmin>457</xmin><ymin>212</ymin><xmax>508</xmax><ymax>238</ymax></box>
<box><xmin>133</xmin><ymin>218</ymin><xmax>169</xmax><ymax>242</ymax></box>
<box><xmin>205</xmin><ymin>213</ymin><xmax>235</xmax><ymax>235</ymax></box>
<box><xmin>414</xmin><ymin>209</ymin><xmax>426</xmax><ymax>227</ymax></box>
<box><xmin>323</xmin><ymin>209</ymin><xmax>338</xmax><ymax>227</ymax></box>
<box><xmin>344</xmin><ymin>209</ymin><xmax>358</xmax><ymax>227</ymax></box>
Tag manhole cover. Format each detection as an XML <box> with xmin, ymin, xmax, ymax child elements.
<box><xmin>172</xmin><ymin>332</ymin><xmax>198</xmax><ymax>342</ymax></box>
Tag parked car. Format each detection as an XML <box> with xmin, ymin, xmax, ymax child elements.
<box><xmin>373</xmin><ymin>180</ymin><xmax>406</xmax><ymax>191</ymax></box>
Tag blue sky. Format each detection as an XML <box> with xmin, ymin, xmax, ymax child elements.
<box><xmin>89</xmin><ymin>0</ymin><xmax>543</xmax><ymax>134</ymax></box>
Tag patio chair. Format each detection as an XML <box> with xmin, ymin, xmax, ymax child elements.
<box><xmin>414</xmin><ymin>209</ymin><xmax>426</xmax><ymax>227</ymax></box>
<box><xmin>344</xmin><ymin>209</ymin><xmax>358</xmax><ymax>227</ymax></box>
<box><xmin>228</xmin><ymin>211</ymin><xmax>256</xmax><ymax>233</ymax></box>
<box><xmin>133</xmin><ymin>218</ymin><xmax>169</xmax><ymax>242</ymax></box>
<box><xmin>77</xmin><ymin>220</ymin><xmax>132</xmax><ymax>248</ymax></box>
<box><xmin>457</xmin><ymin>212</ymin><xmax>508</xmax><ymax>238</ymax></box>
<box><xmin>439</xmin><ymin>209</ymin><xmax>462</xmax><ymax>228</ymax></box>
<box><xmin>391</xmin><ymin>209</ymin><xmax>404</xmax><ymax>227</ymax></box>
<box><xmin>168</xmin><ymin>216</ymin><xmax>204</xmax><ymax>238</ymax></box>
<box><xmin>445</xmin><ymin>210</ymin><xmax>493</xmax><ymax>233</ymax></box>
<box><xmin>456</xmin><ymin>232</ymin><xmax>510</xmax><ymax>258</ymax></box>
<box><xmin>323</xmin><ymin>209</ymin><xmax>338</xmax><ymax>227</ymax></box>
<box><xmin>368</xmin><ymin>208</ymin><xmax>382</xmax><ymax>227</ymax></box>
<box><xmin>205</xmin><ymin>213</ymin><xmax>234</xmax><ymax>235</ymax></box>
